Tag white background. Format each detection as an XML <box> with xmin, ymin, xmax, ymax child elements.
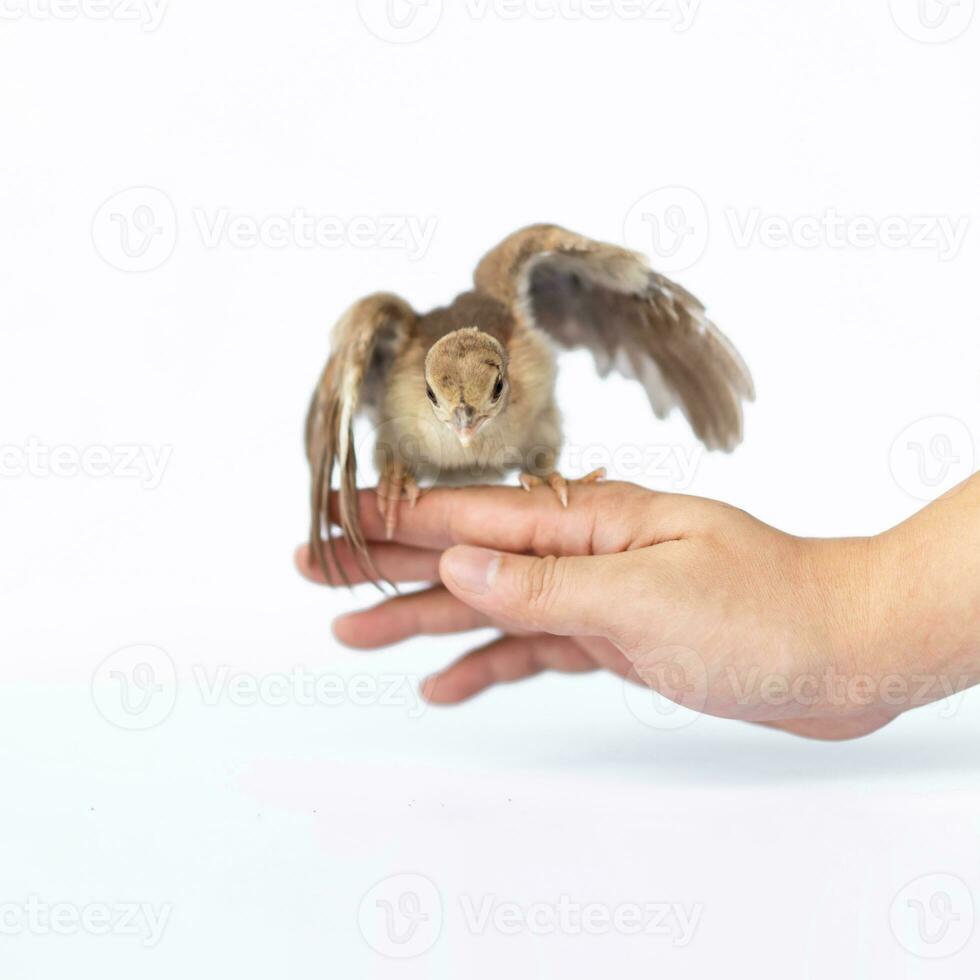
<box><xmin>2</xmin><ymin>0</ymin><xmax>980</xmax><ymax>976</ymax></box>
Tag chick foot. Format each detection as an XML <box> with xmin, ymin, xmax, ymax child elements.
<box><xmin>519</xmin><ymin>467</ymin><xmax>606</xmax><ymax>508</ymax></box>
<box><xmin>376</xmin><ymin>462</ymin><xmax>421</xmax><ymax>540</ymax></box>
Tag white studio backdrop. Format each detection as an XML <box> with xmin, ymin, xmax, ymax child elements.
<box><xmin>1</xmin><ymin>2</ymin><xmax>979</xmax><ymax>977</ymax></box>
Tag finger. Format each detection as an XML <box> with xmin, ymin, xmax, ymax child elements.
<box><xmin>423</xmin><ymin>635</ymin><xmax>596</xmax><ymax>704</ymax></box>
<box><xmin>295</xmin><ymin>541</ymin><xmax>441</xmax><ymax>586</ymax></box>
<box><xmin>333</xmin><ymin>586</ymin><xmax>493</xmax><ymax>649</ymax></box>
<box><xmin>329</xmin><ymin>481</ymin><xmax>689</xmax><ymax>556</ymax></box>
<box><xmin>439</xmin><ymin>546</ymin><xmax>637</xmax><ymax>638</ymax></box>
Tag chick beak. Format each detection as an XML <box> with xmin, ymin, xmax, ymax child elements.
<box><xmin>452</xmin><ymin>405</ymin><xmax>479</xmax><ymax>447</ymax></box>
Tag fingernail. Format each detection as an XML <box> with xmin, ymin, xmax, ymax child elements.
<box><xmin>444</xmin><ymin>546</ymin><xmax>500</xmax><ymax>595</ymax></box>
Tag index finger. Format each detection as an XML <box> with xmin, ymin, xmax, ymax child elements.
<box><xmin>327</xmin><ymin>480</ymin><xmax>683</xmax><ymax>556</ymax></box>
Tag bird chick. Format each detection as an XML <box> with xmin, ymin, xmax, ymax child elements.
<box><xmin>306</xmin><ymin>224</ymin><xmax>754</xmax><ymax>585</ymax></box>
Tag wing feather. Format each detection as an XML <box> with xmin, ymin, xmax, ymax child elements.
<box><xmin>305</xmin><ymin>293</ymin><xmax>417</xmax><ymax>585</ymax></box>
<box><xmin>475</xmin><ymin>225</ymin><xmax>754</xmax><ymax>451</ymax></box>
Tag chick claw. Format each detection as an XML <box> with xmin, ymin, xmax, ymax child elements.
<box><xmin>519</xmin><ymin>467</ymin><xmax>606</xmax><ymax>508</ymax></box>
<box><xmin>375</xmin><ymin>464</ymin><xmax>421</xmax><ymax>540</ymax></box>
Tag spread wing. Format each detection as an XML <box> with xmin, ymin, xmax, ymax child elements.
<box><xmin>306</xmin><ymin>293</ymin><xmax>417</xmax><ymax>585</ymax></box>
<box><xmin>474</xmin><ymin>224</ymin><xmax>754</xmax><ymax>451</ymax></box>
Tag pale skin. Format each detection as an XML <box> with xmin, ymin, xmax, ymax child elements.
<box><xmin>295</xmin><ymin>473</ymin><xmax>980</xmax><ymax>741</ymax></box>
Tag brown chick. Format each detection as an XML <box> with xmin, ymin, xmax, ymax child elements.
<box><xmin>306</xmin><ymin>223</ymin><xmax>754</xmax><ymax>585</ymax></box>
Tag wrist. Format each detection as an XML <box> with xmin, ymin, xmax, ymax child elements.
<box><xmin>801</xmin><ymin>534</ymin><xmax>891</xmax><ymax>676</ymax></box>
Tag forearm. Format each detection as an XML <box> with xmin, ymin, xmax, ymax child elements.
<box><xmin>873</xmin><ymin>472</ymin><xmax>980</xmax><ymax>688</ymax></box>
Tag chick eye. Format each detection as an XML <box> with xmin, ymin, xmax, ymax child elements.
<box><xmin>491</xmin><ymin>377</ymin><xmax>504</xmax><ymax>402</ymax></box>
<box><xmin>426</xmin><ymin>384</ymin><xmax>437</xmax><ymax>405</ymax></box>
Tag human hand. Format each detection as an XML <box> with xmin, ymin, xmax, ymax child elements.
<box><xmin>296</xmin><ymin>478</ymin><xmax>980</xmax><ymax>740</ymax></box>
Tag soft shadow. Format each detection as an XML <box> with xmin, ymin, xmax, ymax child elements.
<box><xmin>424</xmin><ymin>714</ymin><xmax>979</xmax><ymax>787</ymax></box>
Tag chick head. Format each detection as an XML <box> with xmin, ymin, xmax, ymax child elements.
<box><xmin>423</xmin><ymin>327</ymin><xmax>509</xmax><ymax>447</ymax></box>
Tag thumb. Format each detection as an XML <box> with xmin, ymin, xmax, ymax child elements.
<box><xmin>439</xmin><ymin>546</ymin><xmax>623</xmax><ymax>636</ymax></box>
